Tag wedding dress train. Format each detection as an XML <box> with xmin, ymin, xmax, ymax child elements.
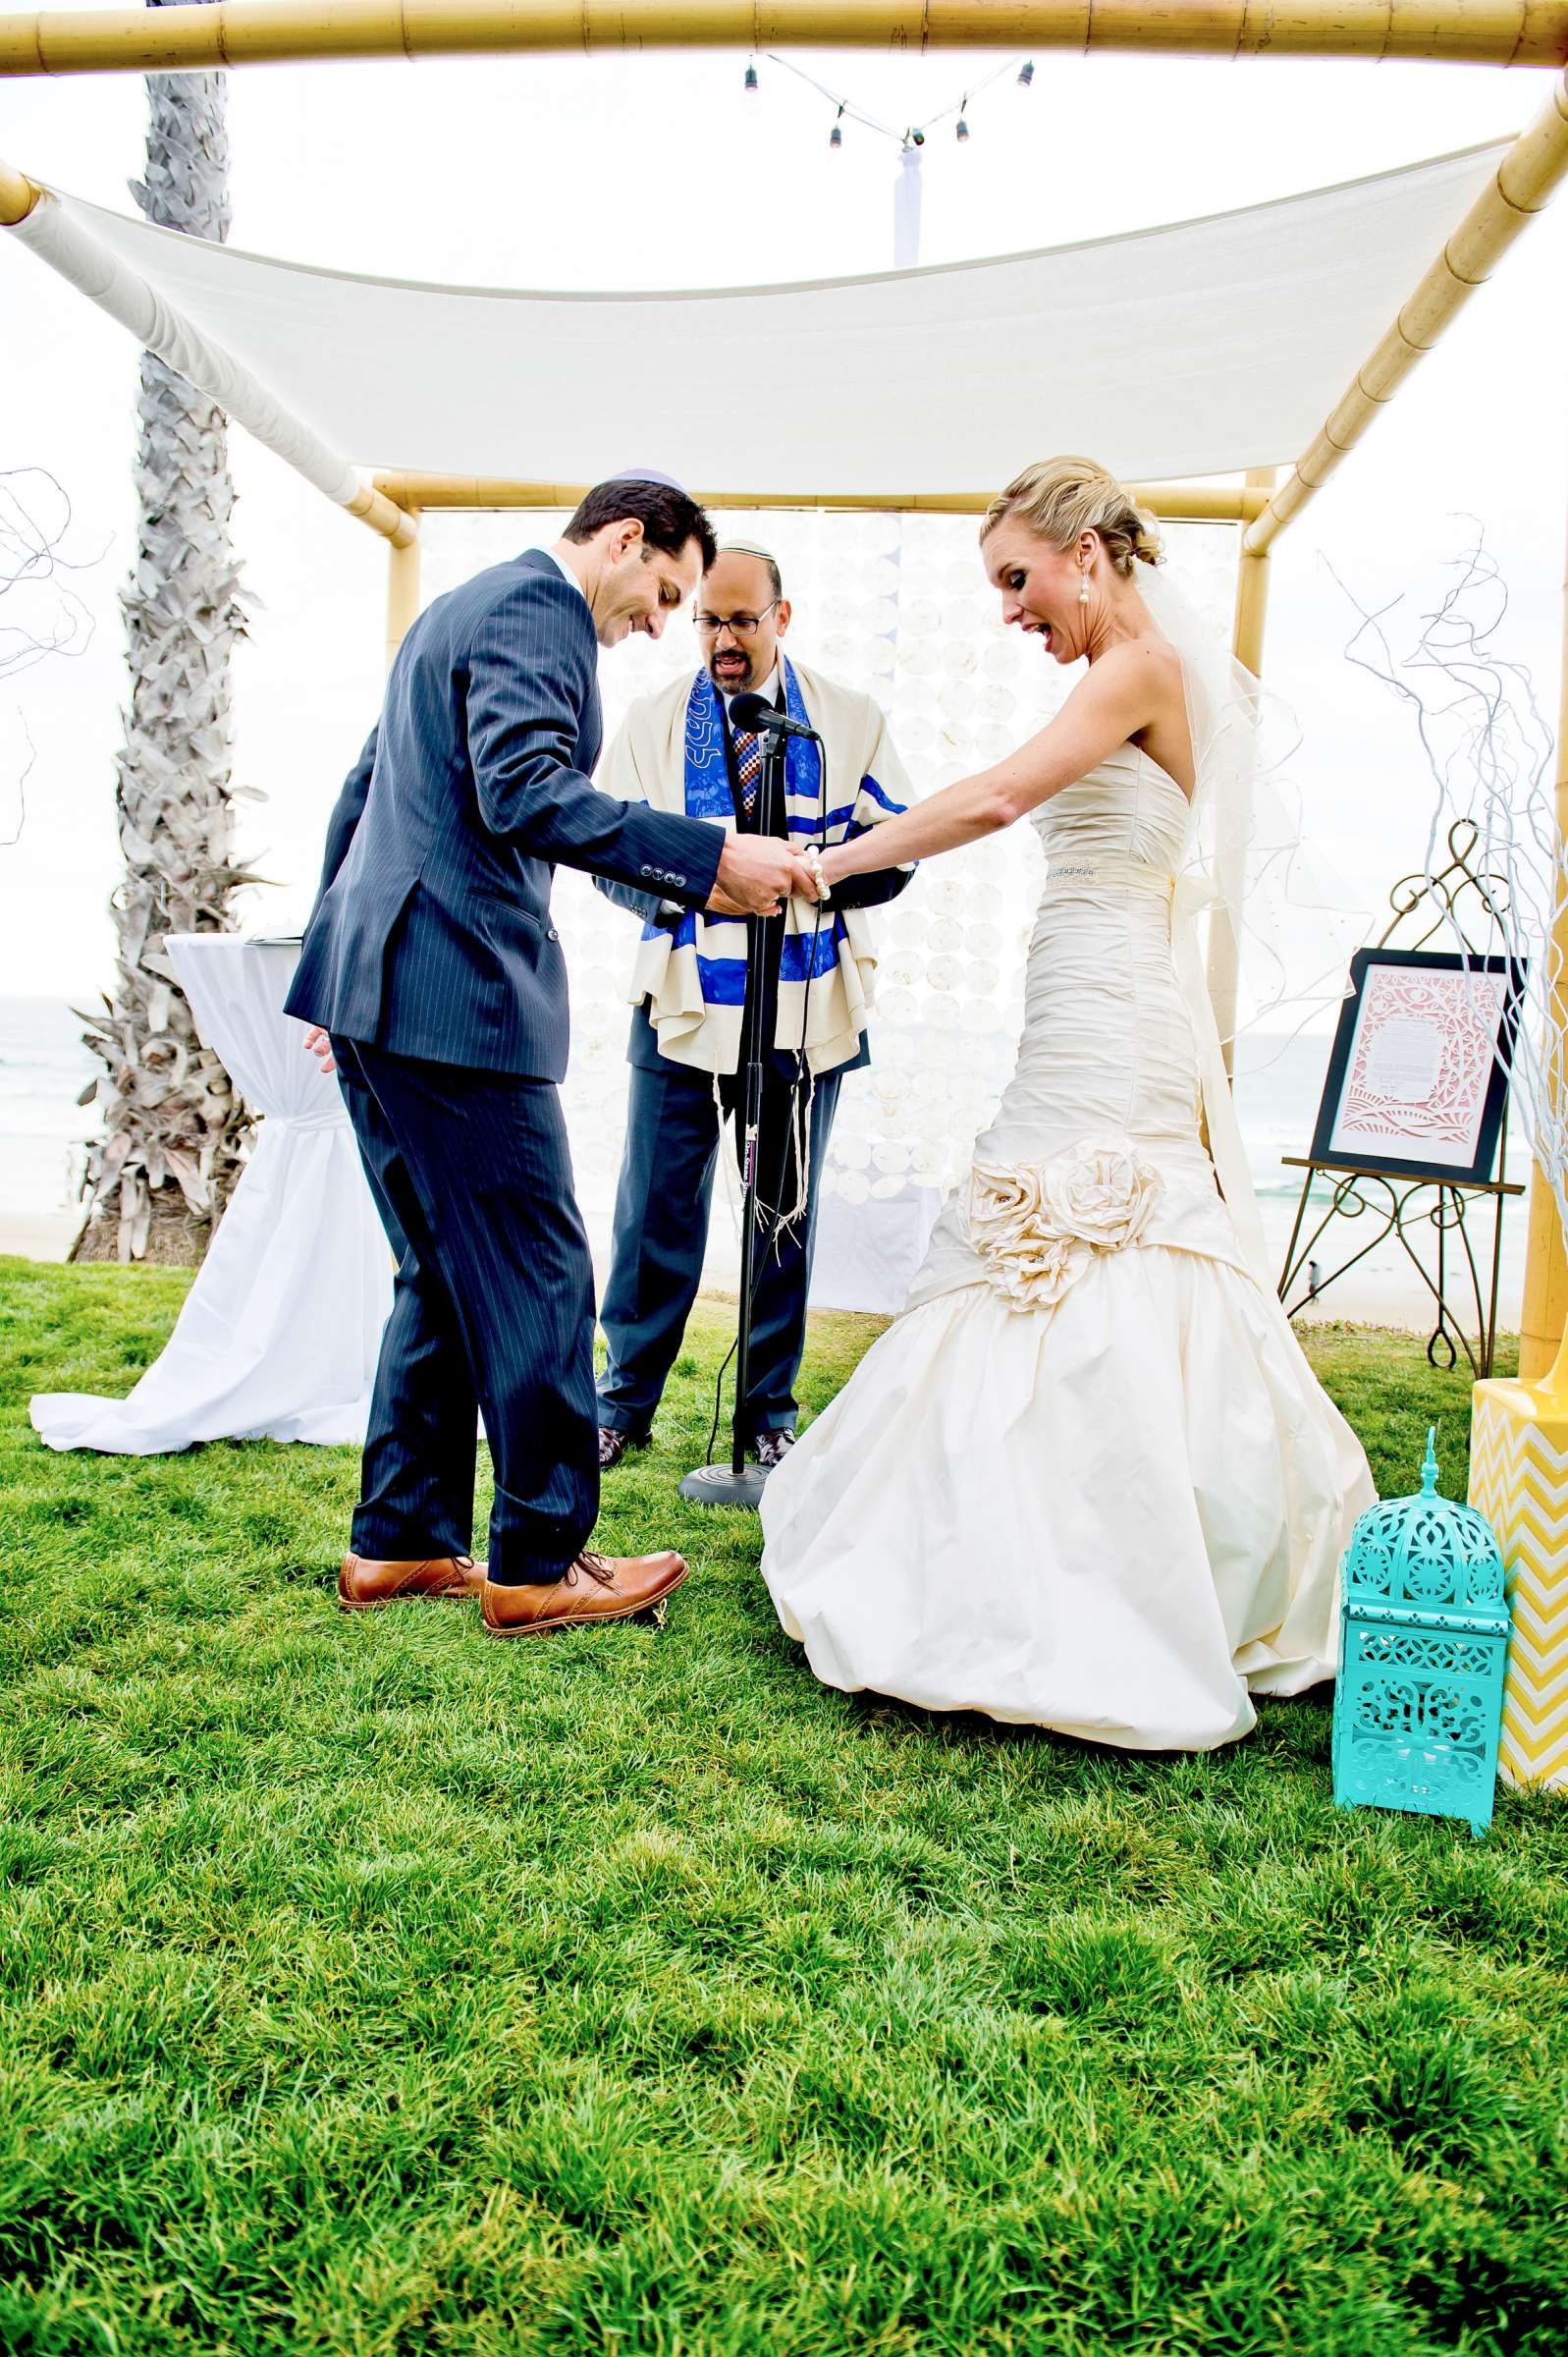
<box><xmin>759</xmin><ymin>748</ymin><xmax>1375</xmax><ymax>1751</ymax></box>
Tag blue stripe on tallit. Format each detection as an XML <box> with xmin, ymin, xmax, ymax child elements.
<box><xmin>642</xmin><ymin>908</ymin><xmax>701</xmax><ymax>946</ymax></box>
<box><xmin>670</xmin><ymin>658</ymin><xmax>852</xmax><ymax>1021</ymax></box>
<box><xmin>859</xmin><ymin>772</ymin><xmax>906</xmax><ymax>816</ymax></box>
<box><xmin>780</xmin><ymin>929</ymin><xmax>841</xmax><ymax>983</ymax></box>
<box><xmin>781</xmin><ymin>659</ymin><xmax>823</xmax><ymax>816</ymax></box>
<box><xmin>695</xmin><ymin>955</ymin><xmax>747</xmax><ymax>1006</ymax></box>
<box><xmin>680</xmin><ymin>671</ymin><xmax>736</xmax><ymax>821</ymax></box>
<box><xmin>790</xmin><ymin>800</ymin><xmax>857</xmax><ymax>836</ymax></box>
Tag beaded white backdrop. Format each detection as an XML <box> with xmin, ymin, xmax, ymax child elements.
<box><xmin>417</xmin><ymin>510</ymin><xmax>1241</xmax><ymax>1301</ymax></box>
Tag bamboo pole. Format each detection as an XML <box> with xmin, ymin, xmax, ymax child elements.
<box><xmin>1206</xmin><ymin>466</ymin><xmax>1276</xmax><ymax>1078</ymax></box>
<box><xmin>4</xmin><ymin>171</ymin><xmax>416</xmax><ymax>548</ymax></box>
<box><xmin>1229</xmin><ymin>477</ymin><xmax>1274</xmax><ymax>678</ymax></box>
<box><xmin>1247</xmin><ymin>69</ymin><xmax>1568</xmax><ymax>557</ymax></box>
<box><xmin>0</xmin><ymin>154</ymin><xmax>39</xmax><ymax>221</ymax></box>
<box><xmin>4</xmin><ymin>0</ymin><xmax>1568</xmax><ymax>79</ymax></box>
<box><xmin>1516</xmin><ymin>489</ymin><xmax>1568</xmax><ymax>1383</ymax></box>
<box><xmin>345</xmin><ymin>482</ymin><xmax>418</xmax><ymax>546</ymax></box>
<box><xmin>386</xmin><ymin>521</ymin><xmax>422</xmax><ymax>671</ymax></box>
<box><xmin>371</xmin><ymin>473</ymin><xmax>1271</xmax><ymax>527</ymax></box>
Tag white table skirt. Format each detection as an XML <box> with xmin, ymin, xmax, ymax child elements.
<box><xmin>808</xmin><ymin>1181</ymin><xmax>943</xmax><ymax>1317</ymax></box>
<box><xmin>30</xmin><ymin>936</ymin><xmax>393</xmax><ymax>1454</ymax></box>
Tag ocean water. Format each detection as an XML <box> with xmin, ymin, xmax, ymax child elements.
<box><xmin>1232</xmin><ymin>1027</ymin><xmax>1336</xmax><ymax>1202</ymax></box>
<box><xmin>0</xmin><ymin>995</ymin><xmax>100</xmax><ymax>1224</ymax></box>
<box><xmin>0</xmin><ymin>995</ymin><xmax>1528</xmax><ymax>1329</ymax></box>
<box><xmin>1232</xmin><ymin>1024</ymin><xmax>1528</xmax><ymax>1331</ymax></box>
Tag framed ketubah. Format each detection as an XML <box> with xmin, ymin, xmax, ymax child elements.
<box><xmin>1308</xmin><ymin>947</ymin><xmax>1527</xmax><ymax>1187</ymax></box>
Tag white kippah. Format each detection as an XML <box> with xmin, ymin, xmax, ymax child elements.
<box><xmin>716</xmin><ymin>539</ymin><xmax>781</xmax><ymax>568</ymax></box>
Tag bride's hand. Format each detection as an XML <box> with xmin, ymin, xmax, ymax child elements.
<box><xmin>816</xmin><ymin>845</ymin><xmax>851</xmax><ymax>896</ymax></box>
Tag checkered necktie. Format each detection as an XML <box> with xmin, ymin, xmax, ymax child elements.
<box><xmin>731</xmin><ymin>724</ymin><xmax>764</xmax><ymax>820</ymax></box>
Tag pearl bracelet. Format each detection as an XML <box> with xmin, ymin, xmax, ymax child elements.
<box><xmin>805</xmin><ymin>845</ymin><xmax>831</xmax><ymax>904</ymax></box>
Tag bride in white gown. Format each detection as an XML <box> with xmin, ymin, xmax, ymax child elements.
<box><xmin>761</xmin><ymin>458</ymin><xmax>1375</xmax><ymax>1752</ymax></box>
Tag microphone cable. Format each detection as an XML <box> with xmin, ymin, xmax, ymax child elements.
<box><xmin>701</xmin><ymin>709</ymin><xmax>834</xmax><ymax>1471</ymax></box>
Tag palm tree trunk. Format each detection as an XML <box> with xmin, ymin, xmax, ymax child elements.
<box><xmin>74</xmin><ymin>0</ymin><xmax>253</xmax><ymax>1265</ymax></box>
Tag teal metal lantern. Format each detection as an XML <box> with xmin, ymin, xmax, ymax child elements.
<box><xmin>1333</xmin><ymin>1429</ymin><xmax>1510</xmax><ymax>1837</ymax></box>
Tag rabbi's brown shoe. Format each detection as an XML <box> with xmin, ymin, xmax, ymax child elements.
<box><xmin>338</xmin><ymin>1553</ymin><xmax>486</xmax><ymax>1611</ymax></box>
<box><xmin>481</xmin><ymin>1548</ymin><xmax>689</xmax><ymax>1638</ymax></box>
<box><xmin>598</xmin><ymin>1425</ymin><xmax>651</xmax><ymax>1470</ymax></box>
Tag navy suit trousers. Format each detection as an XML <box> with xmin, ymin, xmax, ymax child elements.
<box><xmin>334</xmin><ymin>1037</ymin><xmax>598</xmax><ymax>1583</ymax></box>
<box><xmin>597</xmin><ymin>1057</ymin><xmax>841</xmax><ymax>1439</ymax></box>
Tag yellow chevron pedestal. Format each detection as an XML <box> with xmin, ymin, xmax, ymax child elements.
<box><xmin>1468</xmin><ymin>1375</ymin><xmax>1568</xmax><ymax>1793</ymax></box>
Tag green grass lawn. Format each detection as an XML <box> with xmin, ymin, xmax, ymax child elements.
<box><xmin>1</xmin><ymin>1257</ymin><xmax>1565</xmax><ymax>2356</ymax></box>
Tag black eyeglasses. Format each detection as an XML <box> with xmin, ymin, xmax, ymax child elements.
<box><xmin>693</xmin><ymin>602</ymin><xmax>781</xmax><ymax>640</ymax></box>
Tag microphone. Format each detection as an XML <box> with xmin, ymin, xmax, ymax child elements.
<box><xmin>730</xmin><ymin>691</ymin><xmax>820</xmax><ymax>741</ymax></box>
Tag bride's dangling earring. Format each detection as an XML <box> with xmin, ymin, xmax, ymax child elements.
<box><xmin>1079</xmin><ymin>566</ymin><xmax>1091</xmax><ymax>609</ymax></box>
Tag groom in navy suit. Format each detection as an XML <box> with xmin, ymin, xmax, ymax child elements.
<box><xmin>288</xmin><ymin>477</ymin><xmax>811</xmax><ymax>1636</ymax></box>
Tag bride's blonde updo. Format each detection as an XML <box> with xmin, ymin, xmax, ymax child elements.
<box><xmin>981</xmin><ymin>457</ymin><xmax>1163</xmax><ymax>576</ymax></box>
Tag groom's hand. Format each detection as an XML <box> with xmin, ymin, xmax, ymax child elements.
<box><xmin>301</xmin><ymin>1023</ymin><xmax>337</xmax><ymax>1077</ymax></box>
<box><xmin>711</xmin><ymin>836</ymin><xmax>814</xmax><ymax>917</ymax></box>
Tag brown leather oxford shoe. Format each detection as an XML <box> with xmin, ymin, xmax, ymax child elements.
<box><xmin>481</xmin><ymin>1547</ymin><xmax>689</xmax><ymax>1638</ymax></box>
<box><xmin>338</xmin><ymin>1553</ymin><xmax>487</xmax><ymax>1611</ymax></box>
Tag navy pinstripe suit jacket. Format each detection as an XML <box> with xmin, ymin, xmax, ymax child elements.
<box><xmin>286</xmin><ymin>549</ymin><xmax>726</xmax><ymax>1080</ymax></box>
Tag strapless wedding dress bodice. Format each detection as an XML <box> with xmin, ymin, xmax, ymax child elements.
<box><xmin>908</xmin><ymin>748</ymin><xmax>1245</xmax><ymax>1313</ymax></box>
<box><xmin>761</xmin><ymin>745</ymin><xmax>1375</xmax><ymax>1753</ymax></box>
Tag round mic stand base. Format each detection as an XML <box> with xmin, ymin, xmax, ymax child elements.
<box><xmin>677</xmin><ymin>1460</ymin><xmax>772</xmax><ymax>1509</ymax></box>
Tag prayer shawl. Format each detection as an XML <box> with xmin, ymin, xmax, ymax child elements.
<box><xmin>602</xmin><ymin>657</ymin><xmax>913</xmax><ymax>1077</ymax></box>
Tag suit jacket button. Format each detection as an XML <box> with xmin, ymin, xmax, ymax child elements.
<box><xmin>547</xmin><ymin>927</ymin><xmax>560</xmax><ymax>941</ymax></box>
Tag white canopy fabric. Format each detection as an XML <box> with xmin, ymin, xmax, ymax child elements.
<box><xmin>18</xmin><ymin>141</ymin><xmax>1508</xmax><ymax>491</ymax></box>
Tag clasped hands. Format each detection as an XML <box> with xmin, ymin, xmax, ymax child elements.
<box><xmin>301</xmin><ymin>844</ymin><xmax>837</xmax><ymax>1076</ymax></box>
<box><xmin>706</xmin><ymin>835</ymin><xmax>838</xmax><ymax>920</ymax></box>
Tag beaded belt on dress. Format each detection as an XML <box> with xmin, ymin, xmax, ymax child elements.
<box><xmin>1042</xmin><ymin>856</ymin><xmax>1175</xmax><ymax>900</ymax></box>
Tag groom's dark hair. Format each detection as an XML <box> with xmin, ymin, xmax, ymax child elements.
<box><xmin>564</xmin><ymin>478</ymin><xmax>718</xmax><ymax>572</ymax></box>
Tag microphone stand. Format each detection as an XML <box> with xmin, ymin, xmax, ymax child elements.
<box><xmin>679</xmin><ymin>714</ymin><xmax>792</xmax><ymax>1510</ymax></box>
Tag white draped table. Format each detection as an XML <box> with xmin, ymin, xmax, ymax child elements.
<box><xmin>30</xmin><ymin>935</ymin><xmax>393</xmax><ymax>1454</ymax></box>
<box><xmin>808</xmin><ymin>1181</ymin><xmax>942</xmax><ymax>1318</ymax></box>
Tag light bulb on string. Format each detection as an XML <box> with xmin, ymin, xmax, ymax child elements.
<box><xmin>1017</xmin><ymin>60</ymin><xmax>1035</xmax><ymax>87</ymax></box>
<box><xmin>743</xmin><ymin>61</ymin><xmax>759</xmax><ymax>97</ymax></box>
<box><xmin>955</xmin><ymin>107</ymin><xmax>970</xmax><ymax>143</ymax></box>
<box><xmin>830</xmin><ymin>107</ymin><xmax>844</xmax><ymax>152</ymax></box>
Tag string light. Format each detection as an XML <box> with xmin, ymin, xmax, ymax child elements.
<box><xmin>759</xmin><ymin>51</ymin><xmax>1029</xmax><ymax>154</ymax></box>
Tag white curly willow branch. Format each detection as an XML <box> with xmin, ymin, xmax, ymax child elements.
<box><xmin>0</xmin><ymin>465</ymin><xmax>98</xmax><ymax>847</ymax></box>
<box><xmin>1331</xmin><ymin>536</ymin><xmax>1565</xmax><ymax>1244</ymax></box>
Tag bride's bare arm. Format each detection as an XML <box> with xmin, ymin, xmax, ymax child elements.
<box><xmin>820</xmin><ymin>640</ymin><xmax>1179</xmax><ymax>887</ymax></box>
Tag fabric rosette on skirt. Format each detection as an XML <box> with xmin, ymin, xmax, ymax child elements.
<box><xmin>963</xmin><ymin>1138</ymin><xmax>1165</xmax><ymax>1312</ymax></box>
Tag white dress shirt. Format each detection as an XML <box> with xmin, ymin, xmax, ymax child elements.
<box><xmin>723</xmin><ymin>666</ymin><xmax>780</xmax><ymax>720</ymax></box>
<box><xmin>542</xmin><ymin>545</ymin><xmax>588</xmax><ymax>603</ymax></box>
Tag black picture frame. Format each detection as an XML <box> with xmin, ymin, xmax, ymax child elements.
<box><xmin>1307</xmin><ymin>947</ymin><xmax>1526</xmax><ymax>1187</ymax></box>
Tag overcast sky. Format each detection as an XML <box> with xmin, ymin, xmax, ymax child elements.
<box><xmin>4</xmin><ymin>32</ymin><xmax>1567</xmax><ymax>1000</ymax></box>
